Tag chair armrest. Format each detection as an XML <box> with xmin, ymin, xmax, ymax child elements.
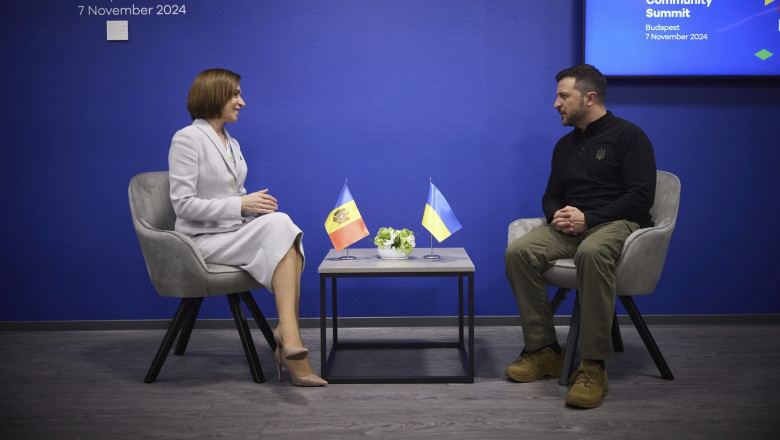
<box><xmin>508</xmin><ymin>217</ymin><xmax>546</xmax><ymax>246</ymax></box>
<box><xmin>133</xmin><ymin>219</ymin><xmax>210</xmax><ymax>297</ymax></box>
<box><xmin>614</xmin><ymin>217</ymin><xmax>675</xmax><ymax>296</ymax></box>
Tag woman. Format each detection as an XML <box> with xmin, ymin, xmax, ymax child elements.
<box><xmin>168</xmin><ymin>68</ymin><xmax>326</xmax><ymax>387</ymax></box>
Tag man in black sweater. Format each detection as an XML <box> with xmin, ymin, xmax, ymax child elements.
<box><xmin>504</xmin><ymin>64</ymin><xmax>656</xmax><ymax>409</ymax></box>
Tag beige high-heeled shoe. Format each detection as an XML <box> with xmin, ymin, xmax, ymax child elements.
<box><xmin>274</xmin><ymin>348</ymin><xmax>328</xmax><ymax>387</ymax></box>
<box><xmin>273</xmin><ymin>327</ymin><xmax>308</xmax><ymax>359</ymax></box>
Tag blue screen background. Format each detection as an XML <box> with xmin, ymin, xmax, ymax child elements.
<box><xmin>585</xmin><ymin>0</ymin><xmax>779</xmax><ymax>76</ymax></box>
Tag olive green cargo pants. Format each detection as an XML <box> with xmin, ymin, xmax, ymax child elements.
<box><xmin>505</xmin><ymin>220</ymin><xmax>639</xmax><ymax>360</ymax></box>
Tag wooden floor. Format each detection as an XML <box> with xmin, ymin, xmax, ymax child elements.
<box><xmin>1</xmin><ymin>324</ymin><xmax>779</xmax><ymax>439</ymax></box>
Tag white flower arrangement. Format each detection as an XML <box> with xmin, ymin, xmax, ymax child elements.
<box><xmin>373</xmin><ymin>227</ymin><xmax>416</xmax><ymax>255</ymax></box>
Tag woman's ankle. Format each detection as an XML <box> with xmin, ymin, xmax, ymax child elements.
<box><xmin>277</xmin><ymin>321</ymin><xmax>304</xmax><ymax>348</ymax></box>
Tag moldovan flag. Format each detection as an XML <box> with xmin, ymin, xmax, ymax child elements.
<box><xmin>422</xmin><ymin>182</ymin><xmax>462</xmax><ymax>242</ymax></box>
<box><xmin>324</xmin><ymin>183</ymin><xmax>369</xmax><ymax>251</ymax></box>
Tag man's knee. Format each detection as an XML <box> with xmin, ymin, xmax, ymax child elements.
<box><xmin>574</xmin><ymin>240</ymin><xmax>619</xmax><ymax>268</ymax></box>
<box><xmin>505</xmin><ymin>240</ymin><xmax>519</xmax><ymax>264</ymax></box>
<box><xmin>505</xmin><ymin>239</ymin><xmax>534</xmax><ymax>267</ymax></box>
<box><xmin>574</xmin><ymin>243</ymin><xmax>605</xmax><ymax>263</ymax></box>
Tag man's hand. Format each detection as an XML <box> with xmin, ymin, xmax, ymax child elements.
<box><xmin>241</xmin><ymin>189</ymin><xmax>278</xmax><ymax>215</ymax></box>
<box><xmin>551</xmin><ymin>206</ymin><xmax>587</xmax><ymax>235</ymax></box>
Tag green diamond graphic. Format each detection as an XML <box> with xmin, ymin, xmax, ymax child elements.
<box><xmin>755</xmin><ymin>49</ymin><xmax>773</xmax><ymax>60</ymax></box>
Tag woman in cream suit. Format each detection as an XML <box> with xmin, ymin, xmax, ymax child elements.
<box><xmin>168</xmin><ymin>68</ymin><xmax>326</xmax><ymax>387</ymax></box>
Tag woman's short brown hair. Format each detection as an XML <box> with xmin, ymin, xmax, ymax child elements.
<box><xmin>186</xmin><ymin>68</ymin><xmax>242</xmax><ymax>120</ymax></box>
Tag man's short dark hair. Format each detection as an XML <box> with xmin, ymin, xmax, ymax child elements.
<box><xmin>555</xmin><ymin>64</ymin><xmax>607</xmax><ymax>105</ymax></box>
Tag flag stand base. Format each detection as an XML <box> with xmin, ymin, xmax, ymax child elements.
<box><xmin>339</xmin><ymin>247</ymin><xmax>357</xmax><ymax>260</ymax></box>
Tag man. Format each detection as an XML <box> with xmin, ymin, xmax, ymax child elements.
<box><xmin>504</xmin><ymin>64</ymin><xmax>656</xmax><ymax>408</ymax></box>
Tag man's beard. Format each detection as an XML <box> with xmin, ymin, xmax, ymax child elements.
<box><xmin>561</xmin><ymin>100</ymin><xmax>587</xmax><ymax>127</ymax></box>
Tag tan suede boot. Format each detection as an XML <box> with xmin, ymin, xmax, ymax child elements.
<box><xmin>565</xmin><ymin>360</ymin><xmax>608</xmax><ymax>408</ymax></box>
<box><xmin>505</xmin><ymin>347</ymin><xmax>565</xmax><ymax>382</ymax></box>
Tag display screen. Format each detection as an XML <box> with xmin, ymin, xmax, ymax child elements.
<box><xmin>584</xmin><ymin>0</ymin><xmax>780</xmax><ymax>76</ymax></box>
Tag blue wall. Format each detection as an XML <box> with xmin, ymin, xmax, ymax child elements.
<box><xmin>1</xmin><ymin>1</ymin><xmax>779</xmax><ymax>321</ymax></box>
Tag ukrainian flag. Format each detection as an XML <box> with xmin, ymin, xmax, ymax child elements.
<box><xmin>422</xmin><ymin>182</ymin><xmax>462</xmax><ymax>242</ymax></box>
<box><xmin>325</xmin><ymin>183</ymin><xmax>369</xmax><ymax>251</ymax></box>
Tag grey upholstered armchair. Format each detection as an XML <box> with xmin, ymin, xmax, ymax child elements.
<box><xmin>507</xmin><ymin>170</ymin><xmax>680</xmax><ymax>385</ymax></box>
<box><xmin>129</xmin><ymin>171</ymin><xmax>277</xmax><ymax>383</ymax></box>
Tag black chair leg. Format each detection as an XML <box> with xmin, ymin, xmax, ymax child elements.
<box><xmin>144</xmin><ymin>298</ymin><xmax>197</xmax><ymax>383</ymax></box>
<box><xmin>174</xmin><ymin>297</ymin><xmax>204</xmax><ymax>356</ymax></box>
<box><xmin>619</xmin><ymin>295</ymin><xmax>674</xmax><ymax>380</ymax></box>
<box><xmin>239</xmin><ymin>291</ymin><xmax>277</xmax><ymax>352</ymax></box>
<box><xmin>550</xmin><ymin>288</ymin><xmax>569</xmax><ymax>314</ymax></box>
<box><xmin>558</xmin><ymin>291</ymin><xmax>581</xmax><ymax>386</ymax></box>
<box><xmin>227</xmin><ymin>293</ymin><xmax>265</xmax><ymax>384</ymax></box>
<box><xmin>611</xmin><ymin>310</ymin><xmax>624</xmax><ymax>352</ymax></box>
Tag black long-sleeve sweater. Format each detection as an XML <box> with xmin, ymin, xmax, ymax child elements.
<box><xmin>542</xmin><ymin>111</ymin><xmax>656</xmax><ymax>229</ymax></box>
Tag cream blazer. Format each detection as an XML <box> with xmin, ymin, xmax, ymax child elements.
<box><xmin>168</xmin><ymin>118</ymin><xmax>253</xmax><ymax>235</ymax></box>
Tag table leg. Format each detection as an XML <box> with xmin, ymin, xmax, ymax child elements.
<box><xmin>458</xmin><ymin>276</ymin><xmax>464</xmax><ymax>347</ymax></box>
<box><xmin>468</xmin><ymin>274</ymin><xmax>475</xmax><ymax>380</ymax></box>
<box><xmin>320</xmin><ymin>275</ymin><xmax>326</xmax><ymax>375</ymax></box>
<box><xmin>332</xmin><ymin>277</ymin><xmax>339</xmax><ymax>346</ymax></box>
